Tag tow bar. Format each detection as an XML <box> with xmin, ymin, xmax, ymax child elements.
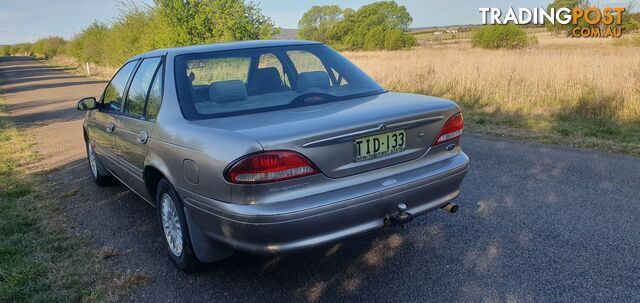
<box><xmin>385</xmin><ymin>203</ymin><xmax>414</xmax><ymax>226</ymax></box>
<box><xmin>385</xmin><ymin>202</ymin><xmax>459</xmax><ymax>227</ymax></box>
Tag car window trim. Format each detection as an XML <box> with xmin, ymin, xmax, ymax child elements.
<box><xmin>99</xmin><ymin>59</ymin><xmax>140</xmax><ymax>114</ymax></box>
<box><xmin>143</xmin><ymin>58</ymin><xmax>165</xmax><ymax>121</ymax></box>
<box><xmin>121</xmin><ymin>56</ymin><xmax>163</xmax><ymax>120</ymax></box>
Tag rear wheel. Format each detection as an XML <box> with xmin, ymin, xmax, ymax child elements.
<box><xmin>156</xmin><ymin>178</ymin><xmax>201</xmax><ymax>272</ymax></box>
<box><xmin>85</xmin><ymin>140</ymin><xmax>113</xmax><ymax>186</ymax></box>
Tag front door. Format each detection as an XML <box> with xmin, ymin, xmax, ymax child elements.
<box><xmin>88</xmin><ymin>60</ymin><xmax>138</xmax><ymax>172</ymax></box>
<box><xmin>115</xmin><ymin>57</ymin><xmax>164</xmax><ymax>200</ymax></box>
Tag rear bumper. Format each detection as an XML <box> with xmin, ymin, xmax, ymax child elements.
<box><xmin>179</xmin><ymin>152</ymin><xmax>469</xmax><ymax>255</ymax></box>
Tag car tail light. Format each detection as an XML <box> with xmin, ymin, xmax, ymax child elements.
<box><xmin>226</xmin><ymin>151</ymin><xmax>319</xmax><ymax>184</ymax></box>
<box><xmin>433</xmin><ymin>112</ymin><xmax>464</xmax><ymax>146</ymax></box>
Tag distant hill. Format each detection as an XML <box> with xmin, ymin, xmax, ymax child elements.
<box><xmin>409</xmin><ymin>24</ymin><xmax>482</xmax><ymax>33</ymax></box>
<box><xmin>276</xmin><ymin>28</ymin><xmax>298</xmax><ymax>40</ymax></box>
<box><xmin>275</xmin><ymin>26</ymin><xmax>483</xmax><ymax>40</ymax></box>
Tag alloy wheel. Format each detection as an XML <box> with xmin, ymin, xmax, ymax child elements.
<box><xmin>161</xmin><ymin>193</ymin><xmax>184</xmax><ymax>257</ymax></box>
<box><xmin>88</xmin><ymin>142</ymin><xmax>98</xmax><ymax>178</ymax></box>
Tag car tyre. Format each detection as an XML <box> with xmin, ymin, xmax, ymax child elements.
<box><xmin>85</xmin><ymin>139</ymin><xmax>114</xmax><ymax>186</ymax></box>
<box><xmin>156</xmin><ymin>178</ymin><xmax>202</xmax><ymax>272</ymax></box>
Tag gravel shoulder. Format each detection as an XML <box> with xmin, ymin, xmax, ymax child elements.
<box><xmin>1</xmin><ymin>56</ymin><xmax>639</xmax><ymax>302</ymax></box>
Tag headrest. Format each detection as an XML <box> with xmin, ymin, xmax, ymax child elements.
<box><xmin>256</xmin><ymin>67</ymin><xmax>283</xmax><ymax>86</ymax></box>
<box><xmin>297</xmin><ymin>71</ymin><xmax>330</xmax><ymax>92</ymax></box>
<box><xmin>251</xmin><ymin>67</ymin><xmax>287</xmax><ymax>94</ymax></box>
<box><xmin>209</xmin><ymin>80</ymin><xmax>247</xmax><ymax>103</ymax></box>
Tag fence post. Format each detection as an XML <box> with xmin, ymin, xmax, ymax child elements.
<box><xmin>86</xmin><ymin>62</ymin><xmax>90</xmax><ymax>75</ymax></box>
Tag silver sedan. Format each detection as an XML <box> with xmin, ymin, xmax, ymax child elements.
<box><xmin>77</xmin><ymin>40</ymin><xmax>469</xmax><ymax>272</ymax></box>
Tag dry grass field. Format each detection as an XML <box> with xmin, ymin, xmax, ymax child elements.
<box><xmin>345</xmin><ymin>33</ymin><xmax>640</xmax><ymax>154</ymax></box>
<box><xmin>47</xmin><ymin>31</ymin><xmax>640</xmax><ymax>154</ymax></box>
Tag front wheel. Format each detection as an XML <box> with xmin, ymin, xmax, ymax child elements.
<box><xmin>156</xmin><ymin>178</ymin><xmax>201</xmax><ymax>272</ymax></box>
<box><xmin>85</xmin><ymin>140</ymin><xmax>113</xmax><ymax>186</ymax></box>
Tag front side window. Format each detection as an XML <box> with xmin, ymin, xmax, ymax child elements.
<box><xmin>174</xmin><ymin>44</ymin><xmax>384</xmax><ymax>120</ymax></box>
<box><xmin>102</xmin><ymin>60</ymin><xmax>137</xmax><ymax>113</ymax></box>
<box><xmin>124</xmin><ymin>57</ymin><xmax>162</xmax><ymax>117</ymax></box>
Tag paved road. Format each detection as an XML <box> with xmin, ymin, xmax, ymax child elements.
<box><xmin>1</xmin><ymin>56</ymin><xmax>639</xmax><ymax>303</ymax></box>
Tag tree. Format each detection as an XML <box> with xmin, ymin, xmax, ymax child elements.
<box><xmin>68</xmin><ymin>22</ymin><xmax>109</xmax><ymax>64</ymax></box>
<box><xmin>298</xmin><ymin>1</ymin><xmax>416</xmax><ymax>50</ymax></box>
<box><xmin>472</xmin><ymin>24</ymin><xmax>536</xmax><ymax>49</ymax></box>
<box><xmin>103</xmin><ymin>6</ymin><xmax>155</xmax><ymax>66</ymax></box>
<box><xmin>32</xmin><ymin>37</ymin><xmax>66</xmax><ymax>59</ymax></box>
<box><xmin>11</xmin><ymin>1</ymin><xmax>287</xmax><ymax>68</ymax></box>
<box><xmin>363</xmin><ymin>26</ymin><xmax>386</xmax><ymax>50</ymax></box>
<box><xmin>384</xmin><ymin>28</ymin><xmax>415</xmax><ymax>50</ymax></box>
<box><xmin>298</xmin><ymin>5</ymin><xmax>345</xmax><ymax>43</ymax></box>
<box><xmin>1</xmin><ymin>45</ymin><xmax>11</xmax><ymax>56</ymax></box>
<box><xmin>58</xmin><ymin>0</ymin><xmax>279</xmax><ymax>67</ymax></box>
<box><xmin>11</xmin><ymin>43</ymin><xmax>33</xmax><ymax>56</ymax></box>
<box><xmin>628</xmin><ymin>12</ymin><xmax>640</xmax><ymax>30</ymax></box>
<box><xmin>545</xmin><ymin>0</ymin><xmax>590</xmax><ymax>34</ymax></box>
<box><xmin>154</xmin><ymin>0</ymin><xmax>278</xmax><ymax>46</ymax></box>
<box><xmin>353</xmin><ymin>1</ymin><xmax>412</xmax><ymax>30</ymax></box>
<box><xmin>620</xmin><ymin>6</ymin><xmax>639</xmax><ymax>31</ymax></box>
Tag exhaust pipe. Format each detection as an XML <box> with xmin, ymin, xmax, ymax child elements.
<box><xmin>441</xmin><ymin>202</ymin><xmax>458</xmax><ymax>214</ymax></box>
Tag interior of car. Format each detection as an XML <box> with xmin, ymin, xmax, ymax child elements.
<box><xmin>186</xmin><ymin>50</ymin><xmax>353</xmax><ymax>115</ymax></box>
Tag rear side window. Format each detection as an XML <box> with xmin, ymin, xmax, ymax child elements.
<box><xmin>187</xmin><ymin>57</ymin><xmax>251</xmax><ymax>86</ymax></box>
<box><xmin>258</xmin><ymin>53</ymin><xmax>289</xmax><ymax>87</ymax></box>
<box><xmin>246</xmin><ymin>53</ymin><xmax>291</xmax><ymax>95</ymax></box>
<box><xmin>102</xmin><ymin>60</ymin><xmax>137</xmax><ymax>112</ymax></box>
<box><xmin>145</xmin><ymin>63</ymin><xmax>164</xmax><ymax>120</ymax></box>
<box><xmin>186</xmin><ymin>57</ymin><xmax>251</xmax><ymax>105</ymax></box>
<box><xmin>287</xmin><ymin>50</ymin><xmax>325</xmax><ymax>73</ymax></box>
<box><xmin>124</xmin><ymin>57</ymin><xmax>162</xmax><ymax>117</ymax></box>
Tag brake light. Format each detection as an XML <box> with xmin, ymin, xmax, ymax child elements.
<box><xmin>433</xmin><ymin>112</ymin><xmax>464</xmax><ymax>146</ymax></box>
<box><xmin>226</xmin><ymin>151</ymin><xmax>319</xmax><ymax>184</ymax></box>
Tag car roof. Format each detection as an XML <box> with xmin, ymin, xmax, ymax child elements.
<box><xmin>127</xmin><ymin>40</ymin><xmax>323</xmax><ymax>62</ymax></box>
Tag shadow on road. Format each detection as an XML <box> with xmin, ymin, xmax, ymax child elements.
<box><xmin>11</xmin><ymin>106</ymin><xmax>83</xmax><ymax>127</ymax></box>
<box><xmin>0</xmin><ymin>74</ymin><xmax>86</xmax><ymax>86</ymax></box>
<box><xmin>2</xmin><ymin>80</ymin><xmax>107</xmax><ymax>94</ymax></box>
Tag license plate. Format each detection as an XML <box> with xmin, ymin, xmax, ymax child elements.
<box><xmin>354</xmin><ymin>130</ymin><xmax>406</xmax><ymax>162</ymax></box>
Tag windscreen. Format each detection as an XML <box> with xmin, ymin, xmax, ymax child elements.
<box><xmin>174</xmin><ymin>44</ymin><xmax>385</xmax><ymax>120</ymax></box>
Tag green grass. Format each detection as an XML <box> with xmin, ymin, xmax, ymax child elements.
<box><xmin>464</xmin><ymin>110</ymin><xmax>640</xmax><ymax>156</ymax></box>
<box><xmin>0</xmin><ymin>97</ymin><xmax>104</xmax><ymax>302</ymax></box>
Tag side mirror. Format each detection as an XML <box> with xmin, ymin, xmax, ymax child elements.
<box><xmin>77</xmin><ymin>97</ymin><xmax>97</xmax><ymax>111</ymax></box>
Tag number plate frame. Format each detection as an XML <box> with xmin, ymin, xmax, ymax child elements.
<box><xmin>353</xmin><ymin>129</ymin><xmax>406</xmax><ymax>162</ymax></box>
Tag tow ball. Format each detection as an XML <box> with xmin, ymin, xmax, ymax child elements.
<box><xmin>385</xmin><ymin>203</ymin><xmax>414</xmax><ymax>227</ymax></box>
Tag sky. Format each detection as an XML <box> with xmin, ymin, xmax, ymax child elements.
<box><xmin>0</xmin><ymin>0</ymin><xmax>635</xmax><ymax>44</ymax></box>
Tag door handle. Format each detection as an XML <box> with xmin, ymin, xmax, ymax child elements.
<box><xmin>136</xmin><ymin>131</ymin><xmax>149</xmax><ymax>144</ymax></box>
<box><xmin>106</xmin><ymin>122</ymin><xmax>115</xmax><ymax>133</ymax></box>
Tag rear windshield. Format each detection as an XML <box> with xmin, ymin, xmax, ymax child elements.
<box><xmin>174</xmin><ymin>44</ymin><xmax>385</xmax><ymax>120</ymax></box>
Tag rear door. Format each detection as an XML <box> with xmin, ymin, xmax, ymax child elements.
<box><xmin>115</xmin><ymin>57</ymin><xmax>164</xmax><ymax>198</ymax></box>
<box><xmin>87</xmin><ymin>60</ymin><xmax>138</xmax><ymax>172</ymax></box>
